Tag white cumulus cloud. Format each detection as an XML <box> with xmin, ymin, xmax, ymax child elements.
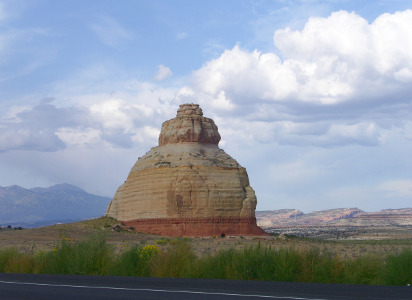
<box><xmin>154</xmin><ymin>64</ymin><xmax>173</xmax><ymax>81</ymax></box>
<box><xmin>194</xmin><ymin>46</ymin><xmax>298</xmax><ymax>102</ymax></box>
<box><xmin>188</xmin><ymin>9</ymin><xmax>412</xmax><ymax>148</ymax></box>
<box><xmin>55</xmin><ymin>127</ymin><xmax>102</xmax><ymax>149</ymax></box>
<box><xmin>194</xmin><ymin>10</ymin><xmax>412</xmax><ymax>105</ymax></box>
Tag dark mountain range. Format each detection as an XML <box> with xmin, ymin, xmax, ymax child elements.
<box><xmin>0</xmin><ymin>184</ymin><xmax>110</xmax><ymax>227</ymax></box>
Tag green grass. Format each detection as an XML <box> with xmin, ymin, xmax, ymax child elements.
<box><xmin>0</xmin><ymin>248</ymin><xmax>34</xmax><ymax>273</ymax></box>
<box><xmin>37</xmin><ymin>234</ymin><xmax>113</xmax><ymax>275</ymax></box>
<box><xmin>383</xmin><ymin>248</ymin><xmax>412</xmax><ymax>286</ymax></box>
<box><xmin>151</xmin><ymin>240</ymin><xmax>196</xmax><ymax>278</ymax></box>
<box><xmin>112</xmin><ymin>244</ymin><xmax>159</xmax><ymax>277</ymax></box>
<box><xmin>192</xmin><ymin>245</ymin><xmax>383</xmax><ymax>284</ymax></box>
<box><xmin>0</xmin><ymin>236</ymin><xmax>411</xmax><ymax>286</ymax></box>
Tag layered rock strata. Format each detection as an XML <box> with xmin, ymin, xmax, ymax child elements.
<box><xmin>106</xmin><ymin>103</ymin><xmax>266</xmax><ymax>236</ymax></box>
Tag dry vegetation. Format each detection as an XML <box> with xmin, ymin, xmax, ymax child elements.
<box><xmin>1</xmin><ymin>217</ymin><xmax>411</xmax><ymax>259</ymax></box>
<box><xmin>1</xmin><ymin>217</ymin><xmax>411</xmax><ymax>285</ymax></box>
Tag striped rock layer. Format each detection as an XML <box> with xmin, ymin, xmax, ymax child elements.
<box><xmin>106</xmin><ymin>104</ymin><xmax>266</xmax><ymax>236</ymax></box>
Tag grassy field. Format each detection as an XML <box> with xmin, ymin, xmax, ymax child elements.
<box><xmin>0</xmin><ymin>234</ymin><xmax>411</xmax><ymax>286</ymax></box>
<box><xmin>0</xmin><ymin>217</ymin><xmax>411</xmax><ymax>286</ymax></box>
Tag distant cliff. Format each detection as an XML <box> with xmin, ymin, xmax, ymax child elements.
<box><xmin>0</xmin><ymin>184</ymin><xmax>110</xmax><ymax>227</ymax></box>
<box><xmin>256</xmin><ymin>208</ymin><xmax>412</xmax><ymax>227</ymax></box>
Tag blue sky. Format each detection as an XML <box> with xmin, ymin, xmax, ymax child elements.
<box><xmin>1</xmin><ymin>0</ymin><xmax>412</xmax><ymax>212</ymax></box>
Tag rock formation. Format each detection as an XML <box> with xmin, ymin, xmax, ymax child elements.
<box><xmin>256</xmin><ymin>208</ymin><xmax>365</xmax><ymax>227</ymax></box>
<box><xmin>106</xmin><ymin>103</ymin><xmax>266</xmax><ymax>236</ymax></box>
<box><xmin>256</xmin><ymin>208</ymin><xmax>412</xmax><ymax>228</ymax></box>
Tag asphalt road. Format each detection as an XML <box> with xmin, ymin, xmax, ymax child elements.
<box><xmin>0</xmin><ymin>273</ymin><xmax>411</xmax><ymax>300</ymax></box>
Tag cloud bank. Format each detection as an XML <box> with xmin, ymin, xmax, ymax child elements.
<box><xmin>189</xmin><ymin>10</ymin><xmax>412</xmax><ymax>149</ymax></box>
<box><xmin>2</xmin><ymin>10</ymin><xmax>411</xmax><ymax>152</ymax></box>
<box><xmin>194</xmin><ymin>10</ymin><xmax>412</xmax><ymax>104</ymax></box>
<box><xmin>0</xmin><ymin>8</ymin><xmax>411</xmax><ymax>211</ymax></box>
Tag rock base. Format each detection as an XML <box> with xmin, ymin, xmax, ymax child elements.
<box><xmin>122</xmin><ymin>217</ymin><xmax>268</xmax><ymax>237</ymax></box>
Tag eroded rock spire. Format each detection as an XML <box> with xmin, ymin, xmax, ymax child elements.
<box><xmin>158</xmin><ymin>104</ymin><xmax>221</xmax><ymax>146</ymax></box>
<box><xmin>106</xmin><ymin>103</ymin><xmax>266</xmax><ymax>236</ymax></box>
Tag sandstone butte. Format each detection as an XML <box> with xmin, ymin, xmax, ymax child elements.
<box><xmin>106</xmin><ymin>103</ymin><xmax>266</xmax><ymax>237</ymax></box>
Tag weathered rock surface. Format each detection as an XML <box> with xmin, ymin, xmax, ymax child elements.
<box><xmin>106</xmin><ymin>104</ymin><xmax>265</xmax><ymax>236</ymax></box>
<box><xmin>331</xmin><ymin>210</ymin><xmax>412</xmax><ymax>226</ymax></box>
<box><xmin>158</xmin><ymin>104</ymin><xmax>221</xmax><ymax>146</ymax></box>
<box><xmin>256</xmin><ymin>208</ymin><xmax>364</xmax><ymax>227</ymax></box>
<box><xmin>377</xmin><ymin>208</ymin><xmax>412</xmax><ymax>214</ymax></box>
<box><xmin>256</xmin><ymin>208</ymin><xmax>412</xmax><ymax>228</ymax></box>
<box><xmin>256</xmin><ymin>209</ymin><xmax>304</xmax><ymax>227</ymax></box>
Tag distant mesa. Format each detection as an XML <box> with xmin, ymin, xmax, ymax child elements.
<box><xmin>106</xmin><ymin>103</ymin><xmax>266</xmax><ymax>236</ymax></box>
<box><xmin>256</xmin><ymin>208</ymin><xmax>412</xmax><ymax>227</ymax></box>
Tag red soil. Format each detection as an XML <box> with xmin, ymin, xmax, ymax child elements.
<box><xmin>122</xmin><ymin>216</ymin><xmax>267</xmax><ymax>237</ymax></box>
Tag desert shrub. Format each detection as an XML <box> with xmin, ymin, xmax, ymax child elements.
<box><xmin>193</xmin><ymin>246</ymin><xmax>385</xmax><ymax>284</ymax></box>
<box><xmin>298</xmin><ymin>249</ymin><xmax>347</xmax><ymax>283</ymax></box>
<box><xmin>196</xmin><ymin>248</ymin><xmax>237</xmax><ymax>279</ymax></box>
<box><xmin>156</xmin><ymin>239</ymin><xmax>168</xmax><ymax>245</ymax></box>
<box><xmin>266</xmin><ymin>247</ymin><xmax>301</xmax><ymax>281</ymax></box>
<box><xmin>4</xmin><ymin>253</ymin><xmax>34</xmax><ymax>273</ymax></box>
<box><xmin>32</xmin><ymin>251</ymin><xmax>50</xmax><ymax>273</ymax></box>
<box><xmin>383</xmin><ymin>248</ymin><xmax>412</xmax><ymax>286</ymax></box>
<box><xmin>221</xmin><ymin>245</ymin><xmax>297</xmax><ymax>281</ymax></box>
<box><xmin>40</xmin><ymin>234</ymin><xmax>114</xmax><ymax>275</ymax></box>
<box><xmin>196</xmin><ymin>245</ymin><xmax>301</xmax><ymax>281</ymax></box>
<box><xmin>298</xmin><ymin>249</ymin><xmax>385</xmax><ymax>285</ymax></box>
<box><xmin>0</xmin><ymin>248</ymin><xmax>34</xmax><ymax>273</ymax></box>
<box><xmin>0</xmin><ymin>248</ymin><xmax>15</xmax><ymax>272</ymax></box>
<box><xmin>151</xmin><ymin>240</ymin><xmax>197</xmax><ymax>277</ymax></box>
<box><xmin>112</xmin><ymin>244</ymin><xmax>159</xmax><ymax>276</ymax></box>
<box><xmin>169</xmin><ymin>237</ymin><xmax>192</xmax><ymax>244</ymax></box>
<box><xmin>343</xmin><ymin>255</ymin><xmax>383</xmax><ymax>285</ymax></box>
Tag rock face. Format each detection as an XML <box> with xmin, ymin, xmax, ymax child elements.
<box><xmin>256</xmin><ymin>209</ymin><xmax>304</xmax><ymax>227</ymax></box>
<box><xmin>256</xmin><ymin>208</ymin><xmax>365</xmax><ymax>227</ymax></box>
<box><xmin>256</xmin><ymin>208</ymin><xmax>412</xmax><ymax>228</ymax></box>
<box><xmin>106</xmin><ymin>104</ymin><xmax>265</xmax><ymax>236</ymax></box>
